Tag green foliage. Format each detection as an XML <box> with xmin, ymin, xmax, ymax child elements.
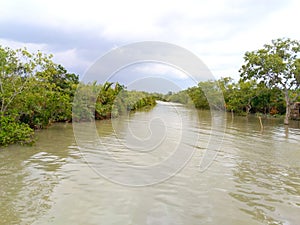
<box><xmin>164</xmin><ymin>39</ymin><xmax>300</xmax><ymax>121</ymax></box>
<box><xmin>0</xmin><ymin>46</ymin><xmax>79</xmax><ymax>128</ymax></box>
<box><xmin>240</xmin><ymin>38</ymin><xmax>300</xmax><ymax>90</ymax></box>
<box><xmin>239</xmin><ymin>38</ymin><xmax>300</xmax><ymax>123</ymax></box>
<box><xmin>165</xmin><ymin>90</ymin><xmax>189</xmax><ymax>104</ymax></box>
<box><xmin>166</xmin><ymin>77</ymin><xmax>294</xmax><ymax>117</ymax></box>
<box><xmin>0</xmin><ymin>45</ymin><xmax>79</xmax><ymax>145</ymax></box>
<box><xmin>72</xmin><ymin>81</ymin><xmax>102</xmax><ymax>121</ymax></box>
<box><xmin>186</xmin><ymin>86</ymin><xmax>209</xmax><ymax>109</ymax></box>
<box><xmin>72</xmin><ymin>83</ymin><xmax>157</xmax><ymax>122</ymax></box>
<box><xmin>167</xmin><ymin>80</ymin><xmax>224</xmax><ymax>110</ymax></box>
<box><xmin>0</xmin><ymin>115</ymin><xmax>34</xmax><ymax>146</ymax></box>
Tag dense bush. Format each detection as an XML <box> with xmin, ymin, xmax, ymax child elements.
<box><xmin>0</xmin><ymin>115</ymin><xmax>34</xmax><ymax>146</ymax></box>
<box><xmin>72</xmin><ymin>82</ymin><xmax>157</xmax><ymax>121</ymax></box>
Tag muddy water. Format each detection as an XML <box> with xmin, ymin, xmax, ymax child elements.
<box><xmin>1</xmin><ymin>102</ymin><xmax>299</xmax><ymax>224</ymax></box>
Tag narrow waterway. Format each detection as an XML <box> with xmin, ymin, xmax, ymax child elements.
<box><xmin>1</xmin><ymin>102</ymin><xmax>299</xmax><ymax>225</ymax></box>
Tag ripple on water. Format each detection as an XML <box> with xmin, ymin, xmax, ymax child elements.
<box><xmin>1</xmin><ymin>105</ymin><xmax>300</xmax><ymax>225</ymax></box>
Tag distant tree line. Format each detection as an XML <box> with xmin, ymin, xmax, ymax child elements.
<box><xmin>166</xmin><ymin>38</ymin><xmax>300</xmax><ymax>124</ymax></box>
<box><xmin>165</xmin><ymin>77</ymin><xmax>292</xmax><ymax>115</ymax></box>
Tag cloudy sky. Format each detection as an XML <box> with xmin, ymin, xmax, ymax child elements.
<box><xmin>1</xmin><ymin>0</ymin><xmax>300</xmax><ymax>91</ymax></box>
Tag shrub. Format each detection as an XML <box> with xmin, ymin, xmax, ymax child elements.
<box><xmin>0</xmin><ymin>115</ymin><xmax>34</xmax><ymax>146</ymax></box>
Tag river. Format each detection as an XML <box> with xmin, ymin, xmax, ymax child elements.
<box><xmin>1</xmin><ymin>101</ymin><xmax>300</xmax><ymax>225</ymax></box>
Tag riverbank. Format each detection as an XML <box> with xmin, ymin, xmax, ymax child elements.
<box><xmin>0</xmin><ymin>80</ymin><xmax>157</xmax><ymax>146</ymax></box>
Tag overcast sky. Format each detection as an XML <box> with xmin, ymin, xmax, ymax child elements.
<box><xmin>1</xmin><ymin>0</ymin><xmax>300</xmax><ymax>91</ymax></box>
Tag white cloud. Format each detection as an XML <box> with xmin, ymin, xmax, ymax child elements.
<box><xmin>133</xmin><ymin>63</ymin><xmax>189</xmax><ymax>79</ymax></box>
<box><xmin>53</xmin><ymin>48</ymin><xmax>92</xmax><ymax>74</ymax></box>
<box><xmin>0</xmin><ymin>38</ymin><xmax>90</xmax><ymax>75</ymax></box>
<box><xmin>0</xmin><ymin>38</ymin><xmax>48</xmax><ymax>52</ymax></box>
<box><xmin>1</xmin><ymin>0</ymin><xmax>300</xmax><ymax>82</ymax></box>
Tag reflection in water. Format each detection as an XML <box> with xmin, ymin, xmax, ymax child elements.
<box><xmin>0</xmin><ymin>102</ymin><xmax>299</xmax><ymax>225</ymax></box>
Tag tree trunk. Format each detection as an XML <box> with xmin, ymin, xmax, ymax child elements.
<box><xmin>246</xmin><ymin>98</ymin><xmax>252</xmax><ymax>116</ymax></box>
<box><xmin>246</xmin><ymin>105</ymin><xmax>251</xmax><ymax>116</ymax></box>
<box><xmin>284</xmin><ymin>90</ymin><xmax>290</xmax><ymax>125</ymax></box>
<box><xmin>284</xmin><ymin>105</ymin><xmax>290</xmax><ymax>125</ymax></box>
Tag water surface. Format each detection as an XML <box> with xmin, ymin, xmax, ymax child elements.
<box><xmin>1</xmin><ymin>102</ymin><xmax>299</xmax><ymax>224</ymax></box>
